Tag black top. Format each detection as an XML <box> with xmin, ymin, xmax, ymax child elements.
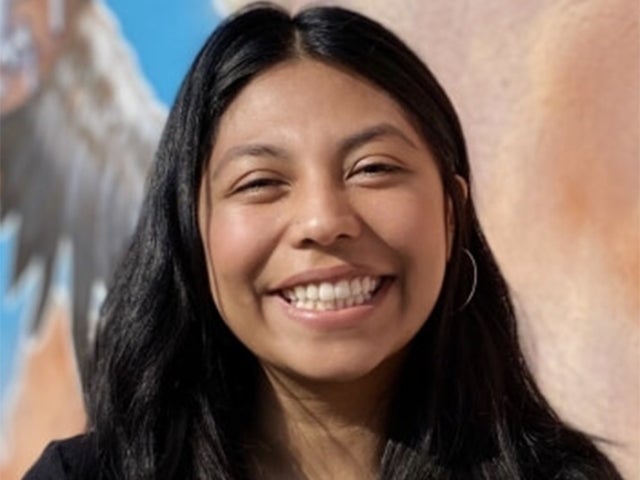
<box><xmin>24</xmin><ymin>432</ymin><xmax>621</xmax><ymax>479</ymax></box>
<box><xmin>24</xmin><ymin>434</ymin><xmax>99</xmax><ymax>479</ymax></box>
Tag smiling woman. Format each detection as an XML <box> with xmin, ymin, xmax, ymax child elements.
<box><xmin>199</xmin><ymin>60</ymin><xmax>452</xmax><ymax>386</ymax></box>
<box><xmin>25</xmin><ymin>3</ymin><xmax>623</xmax><ymax>479</ymax></box>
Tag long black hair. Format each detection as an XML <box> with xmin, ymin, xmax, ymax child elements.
<box><xmin>87</xmin><ymin>3</ymin><xmax>622</xmax><ymax>479</ymax></box>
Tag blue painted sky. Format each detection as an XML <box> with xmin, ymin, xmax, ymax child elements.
<box><xmin>104</xmin><ymin>0</ymin><xmax>223</xmax><ymax>106</ymax></box>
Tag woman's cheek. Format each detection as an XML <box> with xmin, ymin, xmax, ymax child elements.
<box><xmin>208</xmin><ymin>206</ymin><xmax>282</xmax><ymax>283</ymax></box>
<box><xmin>362</xmin><ymin>188</ymin><xmax>446</xmax><ymax>252</ymax></box>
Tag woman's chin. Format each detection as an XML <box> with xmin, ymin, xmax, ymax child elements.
<box><xmin>262</xmin><ymin>346</ymin><xmax>406</xmax><ymax>388</ymax></box>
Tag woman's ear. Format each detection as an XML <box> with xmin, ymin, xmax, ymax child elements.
<box><xmin>446</xmin><ymin>175</ymin><xmax>469</xmax><ymax>260</ymax></box>
<box><xmin>455</xmin><ymin>174</ymin><xmax>469</xmax><ymax>203</ymax></box>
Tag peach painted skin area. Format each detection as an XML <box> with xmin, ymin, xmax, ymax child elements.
<box><xmin>197</xmin><ymin>59</ymin><xmax>463</xmax><ymax>477</ymax></box>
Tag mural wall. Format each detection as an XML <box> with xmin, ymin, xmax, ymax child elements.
<box><xmin>1</xmin><ymin>0</ymin><xmax>637</xmax><ymax>478</ymax></box>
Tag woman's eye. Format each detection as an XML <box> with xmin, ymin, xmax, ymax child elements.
<box><xmin>351</xmin><ymin>162</ymin><xmax>402</xmax><ymax>177</ymax></box>
<box><xmin>234</xmin><ymin>178</ymin><xmax>283</xmax><ymax>193</ymax></box>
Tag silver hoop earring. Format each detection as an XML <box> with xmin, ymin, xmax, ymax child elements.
<box><xmin>456</xmin><ymin>248</ymin><xmax>477</xmax><ymax>312</ymax></box>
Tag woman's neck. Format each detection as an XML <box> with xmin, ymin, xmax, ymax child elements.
<box><xmin>250</xmin><ymin>353</ymin><xmax>404</xmax><ymax>480</ymax></box>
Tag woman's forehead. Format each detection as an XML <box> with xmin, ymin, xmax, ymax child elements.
<box><xmin>210</xmin><ymin>59</ymin><xmax>426</xmax><ymax>158</ymax></box>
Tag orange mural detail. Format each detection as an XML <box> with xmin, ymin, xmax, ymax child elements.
<box><xmin>0</xmin><ymin>295</ymin><xmax>85</xmax><ymax>480</ymax></box>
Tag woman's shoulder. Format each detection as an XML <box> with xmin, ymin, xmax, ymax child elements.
<box><xmin>23</xmin><ymin>433</ymin><xmax>99</xmax><ymax>479</ymax></box>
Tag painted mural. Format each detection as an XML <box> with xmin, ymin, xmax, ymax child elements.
<box><xmin>0</xmin><ymin>0</ymin><xmax>637</xmax><ymax>478</ymax></box>
<box><xmin>0</xmin><ymin>0</ymin><xmax>223</xmax><ymax>476</ymax></box>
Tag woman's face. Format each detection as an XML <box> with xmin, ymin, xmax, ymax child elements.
<box><xmin>199</xmin><ymin>59</ymin><xmax>453</xmax><ymax>383</ymax></box>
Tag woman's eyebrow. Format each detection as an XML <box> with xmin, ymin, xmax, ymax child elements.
<box><xmin>211</xmin><ymin>143</ymin><xmax>290</xmax><ymax>178</ymax></box>
<box><xmin>337</xmin><ymin>123</ymin><xmax>418</xmax><ymax>157</ymax></box>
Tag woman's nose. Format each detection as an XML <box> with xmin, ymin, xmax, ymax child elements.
<box><xmin>288</xmin><ymin>181</ymin><xmax>362</xmax><ymax>248</ymax></box>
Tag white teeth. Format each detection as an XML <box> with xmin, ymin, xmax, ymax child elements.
<box><xmin>318</xmin><ymin>282</ymin><xmax>334</xmax><ymax>301</ymax></box>
<box><xmin>335</xmin><ymin>280</ymin><xmax>350</xmax><ymax>299</ymax></box>
<box><xmin>282</xmin><ymin>275</ymin><xmax>382</xmax><ymax>311</ymax></box>
<box><xmin>306</xmin><ymin>284</ymin><xmax>319</xmax><ymax>300</ymax></box>
<box><xmin>350</xmin><ymin>278</ymin><xmax>362</xmax><ymax>295</ymax></box>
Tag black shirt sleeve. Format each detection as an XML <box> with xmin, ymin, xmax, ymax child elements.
<box><xmin>23</xmin><ymin>434</ymin><xmax>98</xmax><ymax>480</ymax></box>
